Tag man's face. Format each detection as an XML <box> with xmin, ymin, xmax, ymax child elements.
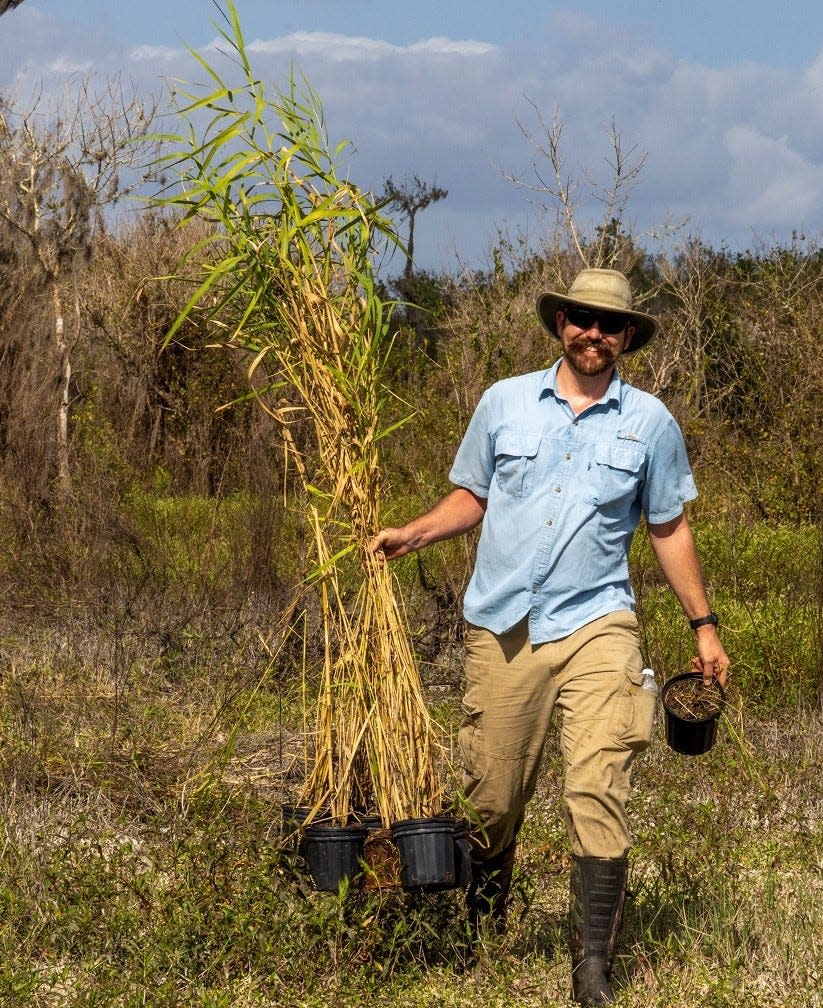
<box><xmin>556</xmin><ymin>305</ymin><xmax>635</xmax><ymax>377</ymax></box>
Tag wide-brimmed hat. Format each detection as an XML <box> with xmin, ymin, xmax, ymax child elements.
<box><xmin>536</xmin><ymin>268</ymin><xmax>658</xmax><ymax>352</ymax></box>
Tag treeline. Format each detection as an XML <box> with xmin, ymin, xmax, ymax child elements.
<box><xmin>3</xmin><ymin>211</ymin><xmax>821</xmax><ymax>515</ymax></box>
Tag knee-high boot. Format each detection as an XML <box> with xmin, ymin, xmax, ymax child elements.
<box><xmin>568</xmin><ymin>855</ymin><xmax>628</xmax><ymax>1006</ymax></box>
<box><xmin>465</xmin><ymin>839</ymin><xmax>516</xmax><ymax>933</ymax></box>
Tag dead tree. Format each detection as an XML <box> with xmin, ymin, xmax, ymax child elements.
<box><xmin>0</xmin><ymin>80</ymin><xmax>158</xmax><ymax>501</ymax></box>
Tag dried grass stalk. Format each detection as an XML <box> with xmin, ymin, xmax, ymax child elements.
<box><xmin>154</xmin><ymin>1</ymin><xmax>444</xmax><ymax>824</ymax></box>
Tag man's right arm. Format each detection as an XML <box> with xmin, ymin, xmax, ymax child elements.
<box><xmin>370</xmin><ymin>487</ymin><xmax>487</xmax><ymax>560</ymax></box>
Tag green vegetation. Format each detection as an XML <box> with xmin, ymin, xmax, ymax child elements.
<box><xmin>0</xmin><ymin>2</ymin><xmax>821</xmax><ymax>1004</ymax></box>
<box><xmin>0</xmin><ymin>511</ymin><xmax>820</xmax><ymax>1006</ymax></box>
<box><xmin>153</xmin><ymin>5</ymin><xmax>444</xmax><ymax>825</ymax></box>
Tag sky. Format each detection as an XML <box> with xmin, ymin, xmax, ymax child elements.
<box><xmin>2</xmin><ymin>0</ymin><xmax>823</xmax><ymax>273</ymax></box>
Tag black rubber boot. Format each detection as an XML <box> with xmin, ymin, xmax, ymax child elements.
<box><xmin>568</xmin><ymin>855</ymin><xmax>628</xmax><ymax>1006</ymax></box>
<box><xmin>466</xmin><ymin>839</ymin><xmax>516</xmax><ymax>934</ymax></box>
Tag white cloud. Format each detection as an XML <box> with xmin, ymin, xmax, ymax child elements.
<box><xmin>248</xmin><ymin>32</ymin><xmax>394</xmax><ymax>61</ymax></box>
<box><xmin>46</xmin><ymin>57</ymin><xmax>95</xmax><ymax>76</ymax></box>
<box><xmin>406</xmin><ymin>38</ymin><xmax>496</xmax><ymax>56</ymax></box>
<box><xmin>130</xmin><ymin>45</ymin><xmax>183</xmax><ymax>64</ymax></box>
<box><xmin>725</xmin><ymin>125</ymin><xmax>822</xmax><ymax>224</ymax></box>
<box><xmin>803</xmin><ymin>45</ymin><xmax>823</xmax><ymax>92</ymax></box>
<box><xmin>246</xmin><ymin>32</ymin><xmax>495</xmax><ymax>61</ymax></box>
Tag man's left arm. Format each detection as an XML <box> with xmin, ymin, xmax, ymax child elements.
<box><xmin>647</xmin><ymin>512</ymin><xmax>730</xmax><ymax>686</ymax></box>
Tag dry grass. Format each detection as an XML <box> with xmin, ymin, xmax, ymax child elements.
<box><xmin>1</xmin><ymin>605</ymin><xmax>821</xmax><ymax>1007</ymax></box>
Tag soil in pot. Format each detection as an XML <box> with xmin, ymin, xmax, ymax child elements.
<box><xmin>362</xmin><ymin>827</ymin><xmax>403</xmax><ymax>891</ymax></box>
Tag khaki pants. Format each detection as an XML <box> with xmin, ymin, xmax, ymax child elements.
<box><xmin>459</xmin><ymin>610</ymin><xmax>655</xmax><ymax>861</ymax></box>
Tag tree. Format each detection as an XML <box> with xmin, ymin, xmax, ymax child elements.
<box><xmin>380</xmin><ymin>175</ymin><xmax>448</xmax><ymax>281</ymax></box>
<box><xmin>503</xmin><ymin>101</ymin><xmax>684</xmax><ymax>297</ymax></box>
<box><xmin>0</xmin><ymin>80</ymin><xmax>158</xmax><ymax>501</ymax></box>
<box><xmin>654</xmin><ymin>237</ymin><xmax>735</xmax><ymax>414</ymax></box>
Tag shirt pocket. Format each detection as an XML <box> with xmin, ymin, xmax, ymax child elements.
<box><xmin>494</xmin><ymin>432</ymin><xmax>542</xmax><ymax>498</ymax></box>
<box><xmin>590</xmin><ymin>443</ymin><xmax>645</xmax><ymax>508</ymax></box>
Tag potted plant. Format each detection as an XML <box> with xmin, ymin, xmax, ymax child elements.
<box><xmin>661</xmin><ymin>672</ymin><xmax>725</xmax><ymax>755</ymax></box>
<box><xmin>156</xmin><ymin>2</ymin><xmax>457</xmax><ymax>890</ymax></box>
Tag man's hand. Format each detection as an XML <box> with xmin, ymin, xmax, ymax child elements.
<box><xmin>369</xmin><ymin>527</ymin><xmax>416</xmax><ymax>561</ymax></box>
<box><xmin>690</xmin><ymin>627</ymin><xmax>730</xmax><ymax>688</ymax></box>
<box><xmin>369</xmin><ymin>488</ymin><xmax>487</xmax><ymax>563</ymax></box>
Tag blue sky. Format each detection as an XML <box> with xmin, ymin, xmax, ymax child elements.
<box><xmin>3</xmin><ymin>1</ymin><xmax>823</xmax><ymax>272</ymax></box>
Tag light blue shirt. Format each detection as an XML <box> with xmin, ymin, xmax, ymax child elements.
<box><xmin>448</xmin><ymin>360</ymin><xmax>697</xmax><ymax>644</ymax></box>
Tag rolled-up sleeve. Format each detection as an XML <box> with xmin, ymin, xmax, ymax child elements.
<box><xmin>448</xmin><ymin>393</ymin><xmax>494</xmax><ymax>498</ymax></box>
<box><xmin>642</xmin><ymin>417</ymin><xmax>698</xmax><ymax>523</ymax></box>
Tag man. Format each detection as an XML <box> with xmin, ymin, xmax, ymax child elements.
<box><xmin>372</xmin><ymin>268</ymin><xmax>729</xmax><ymax>1006</ymax></box>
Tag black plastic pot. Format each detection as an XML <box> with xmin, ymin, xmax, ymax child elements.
<box><xmin>390</xmin><ymin>816</ymin><xmax>458</xmax><ymax>891</ymax></box>
<box><xmin>351</xmin><ymin>813</ymin><xmax>383</xmax><ymax>832</ymax></box>
<box><xmin>452</xmin><ymin>817</ymin><xmax>474</xmax><ymax>888</ymax></box>
<box><xmin>662</xmin><ymin>672</ymin><xmax>725</xmax><ymax>756</ymax></box>
<box><xmin>280</xmin><ymin>803</ymin><xmax>311</xmax><ymax>839</ymax></box>
<box><xmin>299</xmin><ymin>823</ymin><xmax>368</xmax><ymax>892</ymax></box>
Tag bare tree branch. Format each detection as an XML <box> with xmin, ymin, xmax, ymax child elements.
<box><xmin>0</xmin><ymin>81</ymin><xmax>159</xmax><ymax>500</ymax></box>
<box><xmin>502</xmin><ymin>98</ymin><xmax>686</xmax><ymax>280</ymax></box>
<box><xmin>0</xmin><ymin>0</ymin><xmax>25</xmax><ymax>16</ymax></box>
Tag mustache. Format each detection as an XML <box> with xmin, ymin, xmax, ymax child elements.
<box><xmin>568</xmin><ymin>336</ymin><xmax>616</xmax><ymax>354</ymax></box>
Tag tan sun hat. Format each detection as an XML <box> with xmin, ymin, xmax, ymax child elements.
<box><xmin>536</xmin><ymin>268</ymin><xmax>658</xmax><ymax>352</ymax></box>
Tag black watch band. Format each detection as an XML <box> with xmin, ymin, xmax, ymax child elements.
<box><xmin>689</xmin><ymin>612</ymin><xmax>719</xmax><ymax>630</ymax></box>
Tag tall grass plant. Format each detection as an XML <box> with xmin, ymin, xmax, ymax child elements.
<box><xmin>152</xmin><ymin>1</ymin><xmax>444</xmax><ymax>824</ymax></box>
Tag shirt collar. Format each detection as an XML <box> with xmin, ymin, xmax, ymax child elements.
<box><xmin>542</xmin><ymin>359</ymin><xmax>624</xmax><ymax>410</ymax></box>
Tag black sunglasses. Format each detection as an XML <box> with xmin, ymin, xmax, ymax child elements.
<box><xmin>563</xmin><ymin>305</ymin><xmax>629</xmax><ymax>336</ymax></box>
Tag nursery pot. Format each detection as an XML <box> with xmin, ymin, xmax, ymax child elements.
<box><xmin>351</xmin><ymin>813</ymin><xmax>383</xmax><ymax>832</ymax></box>
<box><xmin>280</xmin><ymin>803</ymin><xmax>312</xmax><ymax>840</ymax></box>
<box><xmin>299</xmin><ymin>823</ymin><xmax>368</xmax><ymax>892</ymax></box>
<box><xmin>390</xmin><ymin>816</ymin><xmax>458</xmax><ymax>891</ymax></box>
<box><xmin>452</xmin><ymin>817</ymin><xmax>474</xmax><ymax>888</ymax></box>
<box><xmin>662</xmin><ymin>672</ymin><xmax>725</xmax><ymax>756</ymax></box>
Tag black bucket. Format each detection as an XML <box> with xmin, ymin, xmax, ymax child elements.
<box><xmin>452</xmin><ymin>817</ymin><xmax>474</xmax><ymax>888</ymax></box>
<box><xmin>351</xmin><ymin>813</ymin><xmax>383</xmax><ymax>832</ymax></box>
<box><xmin>299</xmin><ymin>823</ymin><xmax>368</xmax><ymax>892</ymax></box>
<box><xmin>391</xmin><ymin>816</ymin><xmax>457</xmax><ymax>891</ymax></box>
<box><xmin>662</xmin><ymin>672</ymin><xmax>725</xmax><ymax>756</ymax></box>
<box><xmin>280</xmin><ymin>803</ymin><xmax>312</xmax><ymax>839</ymax></box>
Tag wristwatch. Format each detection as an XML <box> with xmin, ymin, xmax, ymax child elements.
<box><xmin>689</xmin><ymin>612</ymin><xmax>719</xmax><ymax>630</ymax></box>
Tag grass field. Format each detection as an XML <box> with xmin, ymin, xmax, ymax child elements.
<box><xmin>0</xmin><ymin>518</ymin><xmax>820</xmax><ymax>1007</ymax></box>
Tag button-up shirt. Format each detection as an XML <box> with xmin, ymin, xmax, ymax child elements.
<box><xmin>448</xmin><ymin>360</ymin><xmax>697</xmax><ymax>643</ymax></box>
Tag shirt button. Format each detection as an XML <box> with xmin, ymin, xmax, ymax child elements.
<box><xmin>565</xmin><ymin>453</ymin><xmax>571</xmax><ymax>460</ymax></box>
<box><xmin>555</xmin><ymin>486</ymin><xmax>562</xmax><ymax>493</ymax></box>
<box><xmin>546</xmin><ymin>519</ymin><xmax>553</xmax><ymax>527</ymax></box>
<box><xmin>532</xmin><ymin>586</ymin><xmax>538</xmax><ymax>593</ymax></box>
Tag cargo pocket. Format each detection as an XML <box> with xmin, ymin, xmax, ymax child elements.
<box><xmin>459</xmin><ymin>697</ymin><xmax>486</xmax><ymax>783</ymax></box>
<box><xmin>614</xmin><ymin>668</ymin><xmax>657</xmax><ymax>753</ymax></box>
<box><xmin>460</xmin><ymin>627</ymin><xmax>488</xmax><ymax>781</ymax></box>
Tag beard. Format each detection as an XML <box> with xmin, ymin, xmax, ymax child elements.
<box><xmin>562</xmin><ymin>336</ymin><xmax>620</xmax><ymax>376</ymax></box>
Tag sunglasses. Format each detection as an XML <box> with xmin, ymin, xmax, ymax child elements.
<box><xmin>563</xmin><ymin>305</ymin><xmax>629</xmax><ymax>336</ymax></box>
